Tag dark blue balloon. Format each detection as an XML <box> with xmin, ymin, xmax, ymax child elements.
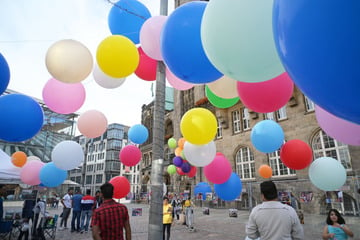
<box><xmin>108</xmin><ymin>0</ymin><xmax>151</xmax><ymax>44</ymax></box>
<box><xmin>273</xmin><ymin>0</ymin><xmax>360</xmax><ymax>124</ymax></box>
<box><xmin>173</xmin><ymin>156</ymin><xmax>183</xmax><ymax>167</ymax></box>
<box><xmin>161</xmin><ymin>2</ymin><xmax>222</xmax><ymax>84</ymax></box>
<box><xmin>214</xmin><ymin>173</ymin><xmax>242</xmax><ymax>201</ymax></box>
<box><xmin>0</xmin><ymin>94</ymin><xmax>44</xmax><ymax>142</ymax></box>
<box><xmin>194</xmin><ymin>182</ymin><xmax>212</xmax><ymax>200</ymax></box>
<box><xmin>128</xmin><ymin>124</ymin><xmax>148</xmax><ymax>144</ymax></box>
<box><xmin>0</xmin><ymin>53</ymin><xmax>10</xmax><ymax>95</ymax></box>
<box><xmin>181</xmin><ymin>161</ymin><xmax>191</xmax><ymax>173</ymax></box>
<box><xmin>39</xmin><ymin>162</ymin><xmax>67</xmax><ymax>188</ymax></box>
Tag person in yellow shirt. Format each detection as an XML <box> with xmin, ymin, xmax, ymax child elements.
<box><xmin>183</xmin><ymin>197</ymin><xmax>195</xmax><ymax>230</ymax></box>
<box><xmin>163</xmin><ymin>196</ymin><xmax>173</xmax><ymax>240</ymax></box>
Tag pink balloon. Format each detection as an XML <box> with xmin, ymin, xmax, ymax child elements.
<box><xmin>77</xmin><ymin>110</ymin><xmax>108</xmax><ymax>138</ymax></box>
<box><xmin>119</xmin><ymin>145</ymin><xmax>142</xmax><ymax>167</ymax></box>
<box><xmin>166</xmin><ymin>67</ymin><xmax>194</xmax><ymax>91</ymax></box>
<box><xmin>204</xmin><ymin>153</ymin><xmax>232</xmax><ymax>184</ymax></box>
<box><xmin>140</xmin><ymin>16</ymin><xmax>167</xmax><ymax>60</ymax></box>
<box><xmin>237</xmin><ymin>72</ymin><xmax>294</xmax><ymax>113</ymax></box>
<box><xmin>315</xmin><ymin>105</ymin><xmax>360</xmax><ymax>146</ymax></box>
<box><xmin>20</xmin><ymin>160</ymin><xmax>45</xmax><ymax>185</ymax></box>
<box><xmin>42</xmin><ymin>78</ymin><xmax>86</xmax><ymax>114</ymax></box>
<box><xmin>135</xmin><ymin>47</ymin><xmax>157</xmax><ymax>81</ymax></box>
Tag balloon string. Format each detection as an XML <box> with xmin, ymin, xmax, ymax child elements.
<box><xmin>106</xmin><ymin>0</ymin><xmax>148</xmax><ymax>20</ymax></box>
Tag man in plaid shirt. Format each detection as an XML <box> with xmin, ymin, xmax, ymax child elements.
<box><xmin>91</xmin><ymin>183</ymin><xmax>131</xmax><ymax>240</ymax></box>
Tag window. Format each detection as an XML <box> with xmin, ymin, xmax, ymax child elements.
<box><xmin>87</xmin><ymin>165</ymin><xmax>94</xmax><ymax>172</ymax></box>
<box><xmin>96</xmin><ymin>174</ymin><xmax>103</xmax><ymax>184</ymax></box>
<box><xmin>216</xmin><ymin>118</ymin><xmax>223</xmax><ymax>139</ymax></box>
<box><xmin>276</xmin><ymin>106</ymin><xmax>287</xmax><ymax>120</ymax></box>
<box><xmin>268</xmin><ymin>150</ymin><xmax>295</xmax><ymax>176</ymax></box>
<box><xmin>235</xmin><ymin>147</ymin><xmax>255</xmax><ymax>179</ymax></box>
<box><xmin>312</xmin><ymin>130</ymin><xmax>352</xmax><ymax>170</ymax></box>
<box><xmin>265</xmin><ymin>112</ymin><xmax>275</xmax><ymax>121</ymax></box>
<box><xmin>232</xmin><ymin>110</ymin><xmax>241</xmax><ymax>134</ymax></box>
<box><xmin>304</xmin><ymin>95</ymin><xmax>315</xmax><ymax>112</ymax></box>
<box><xmin>242</xmin><ymin>108</ymin><xmax>250</xmax><ymax>130</ymax></box>
<box><xmin>85</xmin><ymin>175</ymin><xmax>92</xmax><ymax>184</ymax></box>
<box><xmin>97</xmin><ymin>163</ymin><xmax>104</xmax><ymax>171</ymax></box>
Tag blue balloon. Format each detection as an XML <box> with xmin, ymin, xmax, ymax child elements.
<box><xmin>181</xmin><ymin>161</ymin><xmax>191</xmax><ymax>173</ymax></box>
<box><xmin>273</xmin><ymin>1</ymin><xmax>360</xmax><ymax>124</ymax></box>
<box><xmin>128</xmin><ymin>124</ymin><xmax>148</xmax><ymax>144</ymax></box>
<box><xmin>0</xmin><ymin>53</ymin><xmax>10</xmax><ymax>95</ymax></box>
<box><xmin>0</xmin><ymin>94</ymin><xmax>44</xmax><ymax>142</ymax></box>
<box><xmin>214</xmin><ymin>173</ymin><xmax>242</xmax><ymax>201</ymax></box>
<box><xmin>194</xmin><ymin>182</ymin><xmax>212</xmax><ymax>200</ymax></box>
<box><xmin>108</xmin><ymin>0</ymin><xmax>151</xmax><ymax>44</ymax></box>
<box><xmin>173</xmin><ymin>156</ymin><xmax>183</xmax><ymax>167</ymax></box>
<box><xmin>161</xmin><ymin>2</ymin><xmax>223</xmax><ymax>84</ymax></box>
<box><xmin>39</xmin><ymin>162</ymin><xmax>67</xmax><ymax>188</ymax></box>
<box><xmin>250</xmin><ymin>120</ymin><xmax>284</xmax><ymax>153</ymax></box>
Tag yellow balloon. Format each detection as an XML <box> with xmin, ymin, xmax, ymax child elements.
<box><xmin>96</xmin><ymin>35</ymin><xmax>139</xmax><ymax>78</ymax></box>
<box><xmin>180</xmin><ymin>108</ymin><xmax>217</xmax><ymax>145</ymax></box>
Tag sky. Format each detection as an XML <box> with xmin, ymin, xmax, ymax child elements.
<box><xmin>0</xmin><ymin>0</ymin><xmax>174</xmax><ymax>127</ymax></box>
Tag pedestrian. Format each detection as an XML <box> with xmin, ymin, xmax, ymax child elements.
<box><xmin>94</xmin><ymin>190</ymin><xmax>103</xmax><ymax>209</ymax></box>
<box><xmin>322</xmin><ymin>208</ymin><xmax>354</xmax><ymax>240</ymax></box>
<box><xmin>0</xmin><ymin>191</ymin><xmax>3</xmax><ymax>221</ymax></box>
<box><xmin>71</xmin><ymin>189</ymin><xmax>83</xmax><ymax>233</ymax></box>
<box><xmin>184</xmin><ymin>197</ymin><xmax>195</xmax><ymax>229</ymax></box>
<box><xmin>163</xmin><ymin>196</ymin><xmax>173</xmax><ymax>240</ymax></box>
<box><xmin>246</xmin><ymin>180</ymin><xmax>304</xmax><ymax>240</ymax></box>
<box><xmin>91</xmin><ymin>182</ymin><xmax>131</xmax><ymax>240</ymax></box>
<box><xmin>170</xmin><ymin>194</ymin><xmax>177</xmax><ymax>219</ymax></box>
<box><xmin>59</xmin><ymin>189</ymin><xmax>73</xmax><ymax>230</ymax></box>
<box><xmin>32</xmin><ymin>198</ymin><xmax>47</xmax><ymax>237</ymax></box>
<box><xmin>80</xmin><ymin>189</ymin><xmax>95</xmax><ymax>233</ymax></box>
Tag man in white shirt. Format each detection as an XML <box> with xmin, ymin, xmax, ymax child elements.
<box><xmin>59</xmin><ymin>189</ymin><xmax>73</xmax><ymax>230</ymax></box>
<box><xmin>32</xmin><ymin>198</ymin><xmax>47</xmax><ymax>237</ymax></box>
<box><xmin>246</xmin><ymin>181</ymin><xmax>304</xmax><ymax>240</ymax></box>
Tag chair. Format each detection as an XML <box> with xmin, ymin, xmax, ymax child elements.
<box><xmin>42</xmin><ymin>214</ymin><xmax>58</xmax><ymax>239</ymax></box>
<box><xmin>0</xmin><ymin>220</ymin><xmax>13</xmax><ymax>240</ymax></box>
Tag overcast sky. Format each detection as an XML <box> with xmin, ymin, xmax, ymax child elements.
<box><xmin>0</xmin><ymin>0</ymin><xmax>174</xmax><ymax>127</ymax></box>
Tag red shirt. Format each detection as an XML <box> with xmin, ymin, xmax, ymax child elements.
<box><xmin>91</xmin><ymin>199</ymin><xmax>129</xmax><ymax>240</ymax></box>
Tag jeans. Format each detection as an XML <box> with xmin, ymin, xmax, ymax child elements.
<box><xmin>71</xmin><ymin>210</ymin><xmax>81</xmax><ymax>231</ymax></box>
<box><xmin>185</xmin><ymin>207</ymin><xmax>193</xmax><ymax>228</ymax></box>
<box><xmin>80</xmin><ymin>210</ymin><xmax>92</xmax><ymax>231</ymax></box>
<box><xmin>163</xmin><ymin>223</ymin><xmax>171</xmax><ymax>240</ymax></box>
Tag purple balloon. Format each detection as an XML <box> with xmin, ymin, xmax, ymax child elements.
<box><xmin>173</xmin><ymin>156</ymin><xmax>183</xmax><ymax>167</ymax></box>
<box><xmin>181</xmin><ymin>161</ymin><xmax>191</xmax><ymax>173</ymax></box>
<box><xmin>315</xmin><ymin>105</ymin><xmax>360</xmax><ymax>146</ymax></box>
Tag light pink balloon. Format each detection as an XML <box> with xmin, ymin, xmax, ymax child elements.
<box><xmin>42</xmin><ymin>78</ymin><xmax>86</xmax><ymax>114</ymax></box>
<box><xmin>166</xmin><ymin>67</ymin><xmax>194</xmax><ymax>91</ymax></box>
<box><xmin>119</xmin><ymin>145</ymin><xmax>142</xmax><ymax>167</ymax></box>
<box><xmin>20</xmin><ymin>160</ymin><xmax>45</xmax><ymax>185</ymax></box>
<box><xmin>140</xmin><ymin>16</ymin><xmax>167</xmax><ymax>60</ymax></box>
<box><xmin>237</xmin><ymin>72</ymin><xmax>294</xmax><ymax>113</ymax></box>
<box><xmin>77</xmin><ymin>110</ymin><xmax>108</xmax><ymax>138</ymax></box>
<box><xmin>204</xmin><ymin>153</ymin><xmax>232</xmax><ymax>184</ymax></box>
<box><xmin>315</xmin><ymin>105</ymin><xmax>360</xmax><ymax>146</ymax></box>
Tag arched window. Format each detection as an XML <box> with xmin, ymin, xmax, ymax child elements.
<box><xmin>268</xmin><ymin>150</ymin><xmax>296</xmax><ymax>176</ymax></box>
<box><xmin>235</xmin><ymin>147</ymin><xmax>255</xmax><ymax>179</ymax></box>
<box><xmin>312</xmin><ymin>130</ymin><xmax>352</xmax><ymax>170</ymax></box>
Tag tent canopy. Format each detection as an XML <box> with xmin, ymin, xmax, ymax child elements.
<box><xmin>0</xmin><ymin>149</ymin><xmax>22</xmax><ymax>184</ymax></box>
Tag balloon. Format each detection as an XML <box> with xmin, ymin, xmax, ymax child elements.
<box><xmin>309</xmin><ymin>157</ymin><xmax>346</xmax><ymax>191</ymax></box>
<box><xmin>52</xmin><ymin>141</ymin><xmax>85</xmax><ymax>170</ymax></box>
<box><xmin>134</xmin><ymin>47</ymin><xmax>157</xmax><ymax>81</ymax></box>
<box><xmin>201</xmin><ymin>0</ymin><xmax>284</xmax><ymax>83</ymax></box>
<box><xmin>181</xmin><ymin>161</ymin><xmax>191</xmax><ymax>173</ymax></box>
<box><xmin>140</xmin><ymin>15</ymin><xmax>167</xmax><ymax>60</ymax></box>
<box><xmin>177</xmin><ymin>138</ymin><xmax>186</xmax><ymax>149</ymax></box>
<box><xmin>165</xmin><ymin>67</ymin><xmax>194</xmax><ymax>91</ymax></box>
<box><xmin>77</xmin><ymin>110</ymin><xmax>108</xmax><ymax>138</ymax></box>
<box><xmin>258</xmin><ymin>164</ymin><xmax>272</xmax><ymax>178</ymax></box>
<box><xmin>109</xmin><ymin>176</ymin><xmax>131</xmax><ymax>199</ymax></box>
<box><xmin>0</xmin><ymin>53</ymin><xmax>10</xmax><ymax>95</ymax></box>
<box><xmin>214</xmin><ymin>173</ymin><xmax>242</xmax><ymax>201</ymax></box>
<box><xmin>128</xmin><ymin>124</ymin><xmax>149</xmax><ymax>144</ymax></box>
<box><xmin>167</xmin><ymin>138</ymin><xmax>177</xmax><ymax>149</ymax></box>
<box><xmin>315</xmin><ymin>105</ymin><xmax>360</xmax><ymax>146</ymax></box>
<box><xmin>280</xmin><ymin>139</ymin><xmax>312</xmax><ymax>170</ymax></box>
<box><xmin>93</xmin><ymin>64</ymin><xmax>126</xmax><ymax>89</ymax></box>
<box><xmin>167</xmin><ymin>165</ymin><xmax>177</xmax><ymax>175</ymax></box>
<box><xmin>174</xmin><ymin>147</ymin><xmax>183</xmax><ymax>157</ymax></box>
<box><xmin>194</xmin><ymin>182</ymin><xmax>212</xmax><ymax>200</ymax></box>
<box><xmin>187</xmin><ymin>166</ymin><xmax>197</xmax><ymax>178</ymax></box>
<box><xmin>27</xmin><ymin>156</ymin><xmax>40</xmax><ymax>162</ymax></box>
<box><xmin>172</xmin><ymin>156</ymin><xmax>183</xmax><ymax>167</ymax></box>
<box><xmin>0</xmin><ymin>94</ymin><xmax>44</xmax><ymax>142</ymax></box>
<box><xmin>42</xmin><ymin>78</ymin><xmax>86</xmax><ymax>114</ymax></box>
<box><xmin>183</xmin><ymin>141</ymin><xmax>216</xmax><ymax>167</ymax></box>
<box><xmin>96</xmin><ymin>35</ymin><xmax>139</xmax><ymax>78</ymax></box>
<box><xmin>11</xmin><ymin>151</ymin><xmax>27</xmax><ymax>168</ymax></box>
<box><xmin>20</xmin><ymin>160</ymin><xmax>45</xmax><ymax>186</ymax></box>
<box><xmin>204</xmin><ymin>153</ymin><xmax>232</xmax><ymax>184</ymax></box>
<box><xmin>45</xmin><ymin>39</ymin><xmax>93</xmax><ymax>83</ymax></box>
<box><xmin>161</xmin><ymin>1</ymin><xmax>222</xmax><ymax>84</ymax></box>
<box><xmin>236</xmin><ymin>72</ymin><xmax>294</xmax><ymax>113</ymax></box>
<box><xmin>273</xmin><ymin>1</ymin><xmax>360</xmax><ymax>124</ymax></box>
<box><xmin>206</xmin><ymin>76</ymin><xmax>238</xmax><ymax>99</ymax></box>
<box><xmin>251</xmin><ymin>120</ymin><xmax>284</xmax><ymax>153</ymax></box>
<box><xmin>180</xmin><ymin>108</ymin><xmax>218</xmax><ymax>145</ymax></box>
<box><xmin>119</xmin><ymin>145</ymin><xmax>142</xmax><ymax>167</ymax></box>
<box><xmin>39</xmin><ymin>162</ymin><xmax>67</xmax><ymax>187</ymax></box>
<box><xmin>108</xmin><ymin>0</ymin><xmax>151</xmax><ymax>44</ymax></box>
<box><xmin>176</xmin><ymin>167</ymin><xmax>186</xmax><ymax>175</ymax></box>
<box><xmin>205</xmin><ymin>86</ymin><xmax>239</xmax><ymax>109</ymax></box>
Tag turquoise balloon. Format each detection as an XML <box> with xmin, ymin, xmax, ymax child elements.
<box><xmin>309</xmin><ymin>157</ymin><xmax>346</xmax><ymax>191</ymax></box>
<box><xmin>201</xmin><ymin>0</ymin><xmax>284</xmax><ymax>83</ymax></box>
<box><xmin>205</xmin><ymin>86</ymin><xmax>239</xmax><ymax>109</ymax></box>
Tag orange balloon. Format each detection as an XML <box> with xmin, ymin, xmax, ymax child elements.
<box><xmin>178</xmin><ymin>138</ymin><xmax>186</xmax><ymax>149</ymax></box>
<box><xmin>175</xmin><ymin>147</ymin><xmax>183</xmax><ymax>157</ymax></box>
<box><xmin>259</xmin><ymin>164</ymin><xmax>272</xmax><ymax>178</ymax></box>
<box><xmin>11</xmin><ymin>151</ymin><xmax>27</xmax><ymax>167</ymax></box>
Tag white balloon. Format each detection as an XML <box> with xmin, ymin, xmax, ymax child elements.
<box><xmin>93</xmin><ymin>64</ymin><xmax>126</xmax><ymax>89</ymax></box>
<box><xmin>27</xmin><ymin>156</ymin><xmax>41</xmax><ymax>161</ymax></box>
<box><xmin>52</xmin><ymin>141</ymin><xmax>84</xmax><ymax>170</ymax></box>
<box><xmin>207</xmin><ymin>75</ymin><xmax>238</xmax><ymax>99</ymax></box>
<box><xmin>183</xmin><ymin>141</ymin><xmax>216</xmax><ymax>167</ymax></box>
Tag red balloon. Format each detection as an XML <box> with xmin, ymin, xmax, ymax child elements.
<box><xmin>187</xmin><ymin>166</ymin><xmax>197</xmax><ymax>178</ymax></box>
<box><xmin>119</xmin><ymin>145</ymin><xmax>142</xmax><ymax>167</ymax></box>
<box><xmin>176</xmin><ymin>167</ymin><xmax>186</xmax><ymax>175</ymax></box>
<box><xmin>134</xmin><ymin>47</ymin><xmax>157</xmax><ymax>81</ymax></box>
<box><xmin>280</xmin><ymin>139</ymin><xmax>313</xmax><ymax>170</ymax></box>
<box><xmin>109</xmin><ymin>176</ymin><xmax>131</xmax><ymax>199</ymax></box>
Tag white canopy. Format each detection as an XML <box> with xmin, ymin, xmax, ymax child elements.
<box><xmin>0</xmin><ymin>149</ymin><xmax>22</xmax><ymax>184</ymax></box>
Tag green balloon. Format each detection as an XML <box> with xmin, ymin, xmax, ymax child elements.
<box><xmin>167</xmin><ymin>165</ymin><xmax>177</xmax><ymax>175</ymax></box>
<box><xmin>167</xmin><ymin>138</ymin><xmax>177</xmax><ymax>149</ymax></box>
<box><xmin>205</xmin><ymin>86</ymin><xmax>239</xmax><ymax>109</ymax></box>
<box><xmin>201</xmin><ymin>0</ymin><xmax>284</xmax><ymax>83</ymax></box>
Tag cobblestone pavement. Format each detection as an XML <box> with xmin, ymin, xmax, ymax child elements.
<box><xmin>8</xmin><ymin>203</ymin><xmax>360</xmax><ymax>239</ymax></box>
